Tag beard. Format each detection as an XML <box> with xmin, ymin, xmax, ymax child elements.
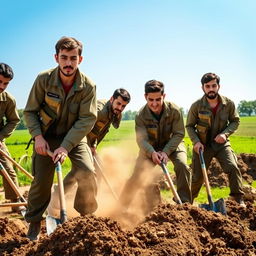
<box><xmin>60</xmin><ymin>66</ymin><xmax>76</xmax><ymax>77</ymax></box>
<box><xmin>205</xmin><ymin>91</ymin><xmax>218</xmax><ymax>99</ymax></box>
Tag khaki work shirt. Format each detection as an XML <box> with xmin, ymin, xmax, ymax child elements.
<box><xmin>87</xmin><ymin>100</ymin><xmax>121</xmax><ymax>147</ymax></box>
<box><xmin>0</xmin><ymin>92</ymin><xmax>20</xmax><ymax>141</ymax></box>
<box><xmin>186</xmin><ymin>94</ymin><xmax>240</xmax><ymax>147</ymax></box>
<box><xmin>24</xmin><ymin>67</ymin><xmax>97</xmax><ymax>152</ymax></box>
<box><xmin>135</xmin><ymin>101</ymin><xmax>185</xmax><ymax>158</ymax></box>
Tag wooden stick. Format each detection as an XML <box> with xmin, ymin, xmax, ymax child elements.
<box><xmin>0</xmin><ymin>163</ymin><xmax>27</xmax><ymax>203</ymax></box>
<box><xmin>0</xmin><ymin>149</ymin><xmax>33</xmax><ymax>180</ymax></box>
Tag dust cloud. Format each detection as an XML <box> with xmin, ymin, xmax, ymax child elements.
<box><xmin>47</xmin><ymin>142</ymin><xmax>166</xmax><ymax>229</ymax></box>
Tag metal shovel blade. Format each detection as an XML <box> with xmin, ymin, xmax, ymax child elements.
<box><xmin>46</xmin><ymin>215</ymin><xmax>62</xmax><ymax>235</ymax></box>
<box><xmin>199</xmin><ymin>197</ymin><xmax>227</xmax><ymax>215</ymax></box>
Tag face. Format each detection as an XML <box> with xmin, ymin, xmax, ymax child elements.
<box><xmin>55</xmin><ymin>48</ymin><xmax>83</xmax><ymax>77</ymax></box>
<box><xmin>202</xmin><ymin>79</ymin><xmax>220</xmax><ymax>100</ymax></box>
<box><xmin>110</xmin><ymin>96</ymin><xmax>129</xmax><ymax>115</ymax></box>
<box><xmin>0</xmin><ymin>75</ymin><xmax>11</xmax><ymax>93</ymax></box>
<box><xmin>145</xmin><ymin>92</ymin><xmax>165</xmax><ymax>115</ymax></box>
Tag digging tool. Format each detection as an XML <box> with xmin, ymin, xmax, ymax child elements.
<box><xmin>46</xmin><ymin>150</ymin><xmax>67</xmax><ymax>235</ymax></box>
<box><xmin>93</xmin><ymin>155</ymin><xmax>119</xmax><ymax>202</ymax></box>
<box><xmin>160</xmin><ymin>162</ymin><xmax>182</xmax><ymax>204</ymax></box>
<box><xmin>0</xmin><ymin>148</ymin><xmax>33</xmax><ymax>180</ymax></box>
<box><xmin>198</xmin><ymin>149</ymin><xmax>227</xmax><ymax>215</ymax></box>
<box><xmin>0</xmin><ymin>162</ymin><xmax>27</xmax><ymax>216</ymax></box>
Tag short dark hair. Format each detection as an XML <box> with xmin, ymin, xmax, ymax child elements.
<box><xmin>55</xmin><ymin>36</ymin><xmax>83</xmax><ymax>56</ymax></box>
<box><xmin>201</xmin><ymin>73</ymin><xmax>220</xmax><ymax>86</ymax></box>
<box><xmin>145</xmin><ymin>80</ymin><xmax>164</xmax><ymax>94</ymax></box>
<box><xmin>0</xmin><ymin>63</ymin><xmax>14</xmax><ymax>79</ymax></box>
<box><xmin>112</xmin><ymin>88</ymin><xmax>131</xmax><ymax>102</ymax></box>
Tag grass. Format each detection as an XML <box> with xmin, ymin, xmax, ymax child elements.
<box><xmin>1</xmin><ymin>117</ymin><xmax>256</xmax><ymax>203</ymax></box>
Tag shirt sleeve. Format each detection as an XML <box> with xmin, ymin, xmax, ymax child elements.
<box><xmin>0</xmin><ymin>97</ymin><xmax>20</xmax><ymax>141</ymax></box>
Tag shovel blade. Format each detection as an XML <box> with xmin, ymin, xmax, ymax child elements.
<box><xmin>46</xmin><ymin>215</ymin><xmax>61</xmax><ymax>235</ymax></box>
<box><xmin>199</xmin><ymin>198</ymin><xmax>227</xmax><ymax>215</ymax></box>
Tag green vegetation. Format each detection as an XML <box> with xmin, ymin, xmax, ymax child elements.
<box><xmin>1</xmin><ymin>117</ymin><xmax>256</xmax><ymax>204</ymax></box>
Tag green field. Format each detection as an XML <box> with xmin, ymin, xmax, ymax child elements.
<box><xmin>1</xmin><ymin>117</ymin><xmax>256</xmax><ymax>203</ymax></box>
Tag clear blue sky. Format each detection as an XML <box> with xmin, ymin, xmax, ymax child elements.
<box><xmin>1</xmin><ymin>0</ymin><xmax>256</xmax><ymax>112</ymax></box>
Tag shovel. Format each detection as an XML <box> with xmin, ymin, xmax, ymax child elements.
<box><xmin>198</xmin><ymin>149</ymin><xmax>227</xmax><ymax>215</ymax></box>
<box><xmin>46</xmin><ymin>150</ymin><xmax>67</xmax><ymax>235</ymax></box>
<box><xmin>160</xmin><ymin>162</ymin><xmax>182</xmax><ymax>204</ymax></box>
<box><xmin>93</xmin><ymin>155</ymin><xmax>119</xmax><ymax>202</ymax></box>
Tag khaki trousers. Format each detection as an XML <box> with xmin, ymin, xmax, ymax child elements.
<box><xmin>191</xmin><ymin>144</ymin><xmax>244</xmax><ymax>200</ymax></box>
<box><xmin>25</xmin><ymin>136</ymin><xmax>97</xmax><ymax>223</ymax></box>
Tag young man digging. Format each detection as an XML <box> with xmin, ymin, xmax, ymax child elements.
<box><xmin>119</xmin><ymin>80</ymin><xmax>192</xmax><ymax>214</ymax></box>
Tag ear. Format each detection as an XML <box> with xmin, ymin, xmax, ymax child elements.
<box><xmin>144</xmin><ymin>94</ymin><xmax>147</xmax><ymax>100</ymax></box>
<box><xmin>78</xmin><ymin>56</ymin><xmax>83</xmax><ymax>64</ymax></box>
<box><xmin>163</xmin><ymin>93</ymin><xmax>166</xmax><ymax>99</ymax></box>
<box><xmin>54</xmin><ymin>54</ymin><xmax>58</xmax><ymax>63</ymax></box>
<box><xmin>110</xmin><ymin>96</ymin><xmax>114</xmax><ymax>104</ymax></box>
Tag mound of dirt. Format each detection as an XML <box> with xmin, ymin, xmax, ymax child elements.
<box><xmin>208</xmin><ymin>153</ymin><xmax>256</xmax><ymax>187</ymax></box>
<box><xmin>1</xmin><ymin>201</ymin><xmax>256</xmax><ymax>256</ymax></box>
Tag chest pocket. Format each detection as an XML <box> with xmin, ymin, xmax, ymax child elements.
<box><xmin>146</xmin><ymin>124</ymin><xmax>158</xmax><ymax>141</ymax></box>
<box><xmin>45</xmin><ymin>94</ymin><xmax>61</xmax><ymax>115</ymax></box>
<box><xmin>196</xmin><ymin>111</ymin><xmax>212</xmax><ymax>144</ymax></box>
<box><xmin>198</xmin><ymin>111</ymin><xmax>211</xmax><ymax>127</ymax></box>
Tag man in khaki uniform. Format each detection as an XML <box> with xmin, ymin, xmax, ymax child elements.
<box><xmin>120</xmin><ymin>80</ymin><xmax>192</xmax><ymax>213</ymax></box>
<box><xmin>63</xmin><ymin>88</ymin><xmax>130</xmax><ymax>191</ymax></box>
<box><xmin>186</xmin><ymin>72</ymin><xmax>244</xmax><ymax>206</ymax></box>
<box><xmin>0</xmin><ymin>63</ymin><xmax>22</xmax><ymax>212</ymax></box>
<box><xmin>24</xmin><ymin>37</ymin><xmax>97</xmax><ymax>240</ymax></box>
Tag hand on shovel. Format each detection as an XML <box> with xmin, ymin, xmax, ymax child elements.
<box><xmin>52</xmin><ymin>147</ymin><xmax>68</xmax><ymax>164</ymax></box>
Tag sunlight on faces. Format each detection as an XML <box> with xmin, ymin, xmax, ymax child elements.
<box><xmin>55</xmin><ymin>48</ymin><xmax>83</xmax><ymax>77</ymax></box>
<box><xmin>145</xmin><ymin>92</ymin><xmax>165</xmax><ymax>115</ymax></box>
<box><xmin>0</xmin><ymin>75</ymin><xmax>11</xmax><ymax>93</ymax></box>
<box><xmin>110</xmin><ymin>96</ymin><xmax>129</xmax><ymax>115</ymax></box>
<box><xmin>202</xmin><ymin>79</ymin><xmax>220</xmax><ymax>100</ymax></box>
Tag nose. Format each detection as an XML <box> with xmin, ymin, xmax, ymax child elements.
<box><xmin>152</xmin><ymin>100</ymin><xmax>158</xmax><ymax>107</ymax></box>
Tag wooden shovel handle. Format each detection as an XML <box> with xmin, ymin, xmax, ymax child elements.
<box><xmin>199</xmin><ymin>149</ymin><xmax>214</xmax><ymax>205</ymax></box>
<box><xmin>47</xmin><ymin>149</ymin><xmax>67</xmax><ymax>223</ymax></box>
<box><xmin>0</xmin><ymin>162</ymin><xmax>27</xmax><ymax>202</ymax></box>
<box><xmin>0</xmin><ymin>148</ymin><xmax>33</xmax><ymax>180</ymax></box>
<box><xmin>160</xmin><ymin>162</ymin><xmax>182</xmax><ymax>204</ymax></box>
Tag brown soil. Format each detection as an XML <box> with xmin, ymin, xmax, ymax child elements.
<box><xmin>1</xmin><ymin>153</ymin><xmax>256</xmax><ymax>255</ymax></box>
<box><xmin>208</xmin><ymin>153</ymin><xmax>256</xmax><ymax>187</ymax></box>
<box><xmin>1</xmin><ymin>200</ymin><xmax>256</xmax><ymax>256</ymax></box>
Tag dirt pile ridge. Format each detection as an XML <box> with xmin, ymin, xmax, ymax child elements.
<box><xmin>208</xmin><ymin>153</ymin><xmax>256</xmax><ymax>187</ymax></box>
<box><xmin>1</xmin><ymin>201</ymin><xmax>255</xmax><ymax>256</ymax></box>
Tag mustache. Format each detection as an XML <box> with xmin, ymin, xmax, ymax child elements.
<box><xmin>64</xmin><ymin>66</ymin><xmax>73</xmax><ymax>70</ymax></box>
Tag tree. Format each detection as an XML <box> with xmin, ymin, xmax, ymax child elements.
<box><xmin>237</xmin><ymin>100</ymin><xmax>255</xmax><ymax>116</ymax></box>
<box><xmin>122</xmin><ymin>110</ymin><xmax>137</xmax><ymax>120</ymax></box>
<box><xmin>16</xmin><ymin>109</ymin><xmax>27</xmax><ymax>130</ymax></box>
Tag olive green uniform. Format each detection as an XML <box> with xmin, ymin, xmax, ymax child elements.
<box><xmin>120</xmin><ymin>101</ymin><xmax>192</xmax><ymax>209</ymax></box>
<box><xmin>0</xmin><ymin>92</ymin><xmax>20</xmax><ymax>200</ymax></box>
<box><xmin>24</xmin><ymin>67</ymin><xmax>97</xmax><ymax>222</ymax></box>
<box><xmin>87</xmin><ymin>99</ymin><xmax>121</xmax><ymax>147</ymax></box>
<box><xmin>186</xmin><ymin>95</ymin><xmax>243</xmax><ymax>200</ymax></box>
<box><xmin>63</xmin><ymin>99</ymin><xmax>122</xmax><ymax>190</ymax></box>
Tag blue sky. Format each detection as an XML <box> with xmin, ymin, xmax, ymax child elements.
<box><xmin>1</xmin><ymin>0</ymin><xmax>256</xmax><ymax>111</ymax></box>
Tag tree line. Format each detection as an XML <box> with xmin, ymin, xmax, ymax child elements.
<box><xmin>15</xmin><ymin>100</ymin><xmax>256</xmax><ymax>130</ymax></box>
